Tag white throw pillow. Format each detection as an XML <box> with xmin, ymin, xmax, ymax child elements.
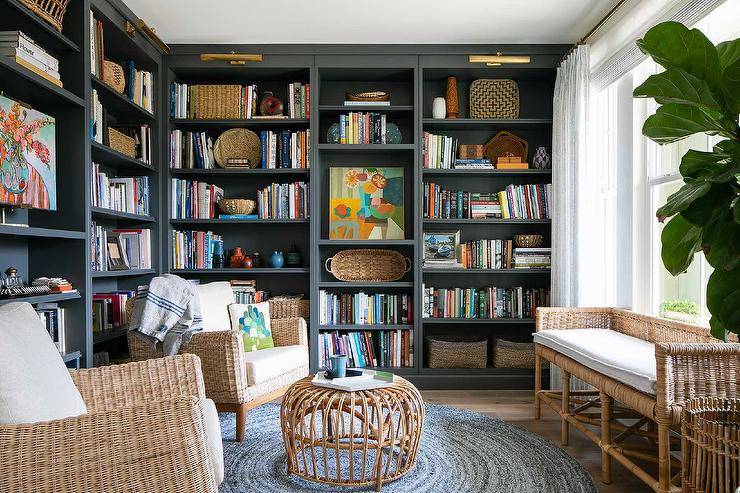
<box><xmin>197</xmin><ymin>281</ymin><xmax>233</xmax><ymax>332</ymax></box>
<box><xmin>0</xmin><ymin>302</ymin><xmax>87</xmax><ymax>424</ymax></box>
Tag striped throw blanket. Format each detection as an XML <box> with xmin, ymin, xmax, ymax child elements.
<box><xmin>128</xmin><ymin>274</ymin><xmax>203</xmax><ymax>356</ymax></box>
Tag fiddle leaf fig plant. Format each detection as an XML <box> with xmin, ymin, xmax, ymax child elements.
<box><xmin>633</xmin><ymin>21</ymin><xmax>740</xmax><ymax>340</ymax></box>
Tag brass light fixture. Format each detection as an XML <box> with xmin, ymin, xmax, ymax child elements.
<box><xmin>469</xmin><ymin>53</ymin><xmax>531</xmax><ymax>66</ymax></box>
<box><xmin>124</xmin><ymin>19</ymin><xmax>171</xmax><ymax>54</ymax></box>
<box><xmin>200</xmin><ymin>52</ymin><xmax>263</xmax><ymax>65</ymax></box>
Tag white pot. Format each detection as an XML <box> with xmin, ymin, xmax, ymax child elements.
<box><xmin>432</xmin><ymin>97</ymin><xmax>446</xmax><ymax>119</ymax></box>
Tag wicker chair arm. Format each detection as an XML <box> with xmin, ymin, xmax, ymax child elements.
<box><xmin>182</xmin><ymin>330</ymin><xmax>249</xmax><ymax>403</ymax></box>
<box><xmin>71</xmin><ymin>354</ymin><xmax>206</xmax><ymax>412</ymax></box>
<box><xmin>271</xmin><ymin>317</ymin><xmax>308</xmax><ymax>347</ymax></box>
<box><xmin>0</xmin><ymin>396</ymin><xmax>218</xmax><ymax>493</ymax></box>
<box><xmin>655</xmin><ymin>342</ymin><xmax>740</xmax><ymax>424</ymax></box>
<box><xmin>535</xmin><ymin>307</ymin><xmax>613</xmax><ymax>332</ymax></box>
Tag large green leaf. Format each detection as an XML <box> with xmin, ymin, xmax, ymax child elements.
<box><xmin>709</xmin><ymin>316</ymin><xmax>727</xmax><ymax>341</ymax></box>
<box><xmin>704</xmin><ymin>219</ymin><xmax>740</xmax><ymax>271</ymax></box>
<box><xmin>642</xmin><ymin>104</ymin><xmax>730</xmax><ymax>144</ymax></box>
<box><xmin>636</xmin><ymin>22</ymin><xmax>721</xmax><ymax>92</ymax></box>
<box><xmin>679</xmin><ymin>149</ymin><xmax>727</xmax><ymax>178</ymax></box>
<box><xmin>680</xmin><ymin>184</ymin><xmax>733</xmax><ymax>226</ymax></box>
<box><xmin>707</xmin><ymin>268</ymin><xmax>740</xmax><ymax>335</ymax></box>
<box><xmin>717</xmin><ymin>39</ymin><xmax>740</xmax><ymax>69</ymax></box>
<box><xmin>721</xmin><ymin>56</ymin><xmax>740</xmax><ymax>115</ymax></box>
<box><xmin>656</xmin><ymin>180</ymin><xmax>711</xmax><ymax>220</ymax></box>
<box><xmin>660</xmin><ymin>214</ymin><xmax>702</xmax><ymax>275</ymax></box>
<box><xmin>633</xmin><ymin>68</ymin><xmax>720</xmax><ymax>111</ymax></box>
<box><xmin>733</xmin><ymin>196</ymin><xmax>740</xmax><ymax>224</ymax></box>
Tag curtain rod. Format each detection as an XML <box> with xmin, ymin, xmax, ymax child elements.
<box><xmin>560</xmin><ymin>0</ymin><xmax>631</xmax><ymax>63</ymax></box>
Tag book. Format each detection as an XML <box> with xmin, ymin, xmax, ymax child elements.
<box><xmin>421</xmin><ymin>284</ymin><xmax>550</xmax><ymax>319</ymax></box>
<box><xmin>319</xmin><ymin>291</ymin><xmax>413</xmax><ymax>325</ymax></box>
<box><xmin>311</xmin><ymin>370</ymin><xmax>396</xmax><ymax>391</ymax></box>
<box><xmin>35</xmin><ymin>303</ymin><xmax>65</xmax><ymax>352</ymax></box>
<box><xmin>11</xmin><ymin>55</ymin><xmax>62</xmax><ymax>86</ymax></box>
<box><xmin>171</xmin><ymin>230</ymin><xmax>223</xmax><ymax>269</ymax></box>
<box><xmin>256</xmin><ymin>181</ymin><xmax>309</xmax><ymax>219</ymax></box>
<box><xmin>318</xmin><ymin>330</ymin><xmax>412</xmax><ymax>369</ymax></box>
<box><xmin>343</xmin><ymin>101</ymin><xmax>391</xmax><ymax>106</ymax></box>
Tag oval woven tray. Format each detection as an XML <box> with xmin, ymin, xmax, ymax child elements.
<box><xmin>325</xmin><ymin>249</ymin><xmax>411</xmax><ymax>282</ymax></box>
<box><xmin>214</xmin><ymin>128</ymin><xmax>261</xmax><ymax>168</ymax></box>
<box><xmin>484</xmin><ymin>130</ymin><xmax>528</xmax><ymax>164</ymax></box>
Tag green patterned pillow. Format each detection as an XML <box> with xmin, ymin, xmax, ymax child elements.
<box><xmin>228</xmin><ymin>302</ymin><xmax>274</xmax><ymax>352</ymax></box>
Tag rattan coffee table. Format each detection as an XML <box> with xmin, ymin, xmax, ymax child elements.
<box><xmin>280</xmin><ymin>376</ymin><xmax>424</xmax><ymax>491</ymax></box>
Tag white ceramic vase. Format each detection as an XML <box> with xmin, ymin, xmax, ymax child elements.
<box><xmin>432</xmin><ymin>97</ymin><xmax>446</xmax><ymax>119</ymax></box>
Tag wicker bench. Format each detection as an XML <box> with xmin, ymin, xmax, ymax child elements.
<box><xmin>533</xmin><ymin>307</ymin><xmax>740</xmax><ymax>493</ymax></box>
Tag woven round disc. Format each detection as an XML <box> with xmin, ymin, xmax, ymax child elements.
<box><xmin>214</xmin><ymin>128</ymin><xmax>262</xmax><ymax>168</ymax></box>
<box><xmin>484</xmin><ymin>130</ymin><xmax>528</xmax><ymax>164</ymax></box>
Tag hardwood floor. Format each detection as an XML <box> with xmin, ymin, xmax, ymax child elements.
<box><xmin>422</xmin><ymin>390</ymin><xmax>652</xmax><ymax>493</ymax></box>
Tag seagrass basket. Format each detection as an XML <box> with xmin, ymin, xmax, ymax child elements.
<box><xmin>108</xmin><ymin>128</ymin><xmax>136</xmax><ymax>158</ymax></box>
<box><xmin>325</xmin><ymin>249</ymin><xmax>411</xmax><ymax>282</ymax></box>
<box><xmin>269</xmin><ymin>297</ymin><xmax>309</xmax><ymax>319</ymax></box>
<box><xmin>103</xmin><ymin>60</ymin><xmax>126</xmax><ymax>94</ymax></box>
<box><xmin>427</xmin><ymin>336</ymin><xmax>487</xmax><ymax>369</ymax></box>
<box><xmin>469</xmin><ymin>79</ymin><xmax>519</xmax><ymax>119</ymax></box>
<box><xmin>193</xmin><ymin>84</ymin><xmax>242</xmax><ymax>119</ymax></box>
<box><xmin>213</xmin><ymin>128</ymin><xmax>261</xmax><ymax>168</ymax></box>
<box><xmin>493</xmin><ymin>339</ymin><xmax>537</xmax><ymax>368</ymax></box>
<box><xmin>20</xmin><ymin>0</ymin><xmax>69</xmax><ymax>32</ymax></box>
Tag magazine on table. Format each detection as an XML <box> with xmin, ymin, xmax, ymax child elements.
<box><xmin>311</xmin><ymin>369</ymin><xmax>395</xmax><ymax>391</ymax></box>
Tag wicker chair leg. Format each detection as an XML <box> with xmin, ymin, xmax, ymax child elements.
<box><xmin>562</xmin><ymin>369</ymin><xmax>571</xmax><ymax>446</ymax></box>
<box><xmin>534</xmin><ymin>353</ymin><xmax>542</xmax><ymax>420</ymax></box>
<box><xmin>600</xmin><ymin>391</ymin><xmax>613</xmax><ymax>484</ymax></box>
<box><xmin>657</xmin><ymin>421</ymin><xmax>671</xmax><ymax>493</ymax></box>
<box><xmin>236</xmin><ymin>403</ymin><xmax>247</xmax><ymax>443</ymax></box>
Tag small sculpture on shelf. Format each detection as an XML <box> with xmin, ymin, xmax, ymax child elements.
<box><xmin>445</xmin><ymin>76</ymin><xmax>459</xmax><ymax>119</ymax></box>
<box><xmin>251</xmin><ymin>252</ymin><xmax>262</xmax><ymax>267</ymax></box>
<box><xmin>260</xmin><ymin>91</ymin><xmax>283</xmax><ymax>116</ymax></box>
<box><xmin>286</xmin><ymin>245</ymin><xmax>302</xmax><ymax>267</ymax></box>
<box><xmin>229</xmin><ymin>247</ymin><xmax>246</xmax><ymax>268</ymax></box>
<box><xmin>213</xmin><ymin>241</ymin><xmax>225</xmax><ymax>268</ymax></box>
<box><xmin>432</xmin><ymin>97</ymin><xmax>446</xmax><ymax>119</ymax></box>
<box><xmin>242</xmin><ymin>255</ymin><xmax>253</xmax><ymax>269</ymax></box>
<box><xmin>532</xmin><ymin>146</ymin><xmax>551</xmax><ymax>169</ymax></box>
<box><xmin>268</xmin><ymin>251</ymin><xmax>285</xmax><ymax>269</ymax></box>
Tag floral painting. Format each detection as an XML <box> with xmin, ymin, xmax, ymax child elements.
<box><xmin>329</xmin><ymin>167</ymin><xmax>404</xmax><ymax>240</ymax></box>
<box><xmin>0</xmin><ymin>94</ymin><xmax>56</xmax><ymax>210</ymax></box>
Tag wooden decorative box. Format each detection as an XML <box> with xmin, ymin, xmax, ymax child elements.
<box><xmin>458</xmin><ymin>145</ymin><xmax>484</xmax><ymax>159</ymax></box>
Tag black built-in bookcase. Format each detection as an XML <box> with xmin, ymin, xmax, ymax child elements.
<box><xmin>1</xmin><ymin>0</ymin><xmax>565</xmax><ymax>387</ymax></box>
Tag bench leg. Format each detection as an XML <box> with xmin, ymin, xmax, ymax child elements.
<box><xmin>658</xmin><ymin>420</ymin><xmax>671</xmax><ymax>493</ymax></box>
<box><xmin>561</xmin><ymin>369</ymin><xmax>570</xmax><ymax>446</ymax></box>
<box><xmin>534</xmin><ymin>353</ymin><xmax>542</xmax><ymax>420</ymax></box>
<box><xmin>600</xmin><ymin>391</ymin><xmax>612</xmax><ymax>484</ymax></box>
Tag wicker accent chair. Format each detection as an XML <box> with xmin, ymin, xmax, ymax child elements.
<box><xmin>0</xmin><ymin>354</ymin><xmax>219</xmax><ymax>493</ymax></box>
<box><xmin>534</xmin><ymin>307</ymin><xmax>740</xmax><ymax>493</ymax></box>
<box><xmin>127</xmin><ymin>287</ymin><xmax>310</xmax><ymax>443</ymax></box>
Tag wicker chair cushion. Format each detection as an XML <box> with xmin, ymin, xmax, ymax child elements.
<box><xmin>534</xmin><ymin>329</ymin><xmax>657</xmax><ymax>395</ymax></box>
<box><xmin>0</xmin><ymin>302</ymin><xmax>87</xmax><ymax>424</ymax></box>
<box><xmin>202</xmin><ymin>398</ymin><xmax>224</xmax><ymax>485</ymax></box>
<box><xmin>242</xmin><ymin>345</ymin><xmax>309</xmax><ymax>385</ymax></box>
<box><xmin>197</xmin><ymin>282</ymin><xmax>234</xmax><ymax>331</ymax></box>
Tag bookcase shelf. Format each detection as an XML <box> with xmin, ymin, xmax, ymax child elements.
<box><xmin>0</xmin><ymin>56</ymin><xmax>85</xmax><ymax>107</ymax></box>
<box><xmin>319</xmin><ymin>324</ymin><xmax>414</xmax><ymax>331</ymax></box>
<box><xmin>0</xmin><ymin>291</ymin><xmax>81</xmax><ymax>307</ymax></box>
<box><xmin>91</xmin><ymin>269</ymin><xmax>156</xmax><ymax>278</ymax></box>
<box><xmin>318</xmin><ymin>143</ymin><xmax>415</xmax><ymax>151</ymax></box>
<box><xmin>170</xmin><ymin>168</ymin><xmax>309</xmax><ymax>176</ymax></box>
<box><xmin>423</xmin><ymin>218</ymin><xmax>551</xmax><ymax>224</ymax></box>
<box><xmin>422</xmin><ymin>168</ymin><xmax>551</xmax><ymax>176</ymax></box>
<box><xmin>422</xmin><ymin>118</ymin><xmax>552</xmax><ymax>128</ymax></box>
<box><xmin>91</xmin><ymin>207</ymin><xmax>156</xmax><ymax>222</ymax></box>
<box><xmin>91</xmin><ymin>74</ymin><xmax>155</xmax><ymax>121</ymax></box>
<box><xmin>2</xmin><ymin>0</ymin><xmax>81</xmax><ymax>52</ymax></box>
<box><xmin>171</xmin><ymin>268</ymin><xmax>308</xmax><ymax>275</ymax></box>
<box><xmin>422</xmin><ymin>318</ymin><xmax>535</xmax><ymax>324</ymax></box>
<box><xmin>318</xmin><ymin>281</ymin><xmax>415</xmax><ymax>289</ymax></box>
<box><xmin>91</xmin><ymin>141</ymin><xmax>156</xmax><ymax>172</ymax></box>
<box><xmin>0</xmin><ymin>224</ymin><xmax>86</xmax><ymax>239</ymax></box>
<box><xmin>170</xmin><ymin>218</ymin><xmax>309</xmax><ymax>225</ymax></box>
<box><xmin>422</xmin><ymin>268</ymin><xmax>551</xmax><ymax>274</ymax></box>
<box><xmin>317</xmin><ymin>239</ymin><xmax>415</xmax><ymax>246</ymax></box>
<box><xmin>171</xmin><ymin>118</ymin><xmax>310</xmax><ymax>129</ymax></box>
<box><xmin>319</xmin><ymin>105</ymin><xmax>414</xmax><ymax>113</ymax></box>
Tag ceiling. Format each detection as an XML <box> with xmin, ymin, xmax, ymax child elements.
<box><xmin>123</xmin><ymin>0</ymin><xmax>621</xmax><ymax>45</ymax></box>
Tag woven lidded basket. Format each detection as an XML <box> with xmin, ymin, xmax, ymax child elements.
<box><xmin>103</xmin><ymin>60</ymin><xmax>126</xmax><ymax>94</ymax></box>
<box><xmin>427</xmin><ymin>337</ymin><xmax>487</xmax><ymax>369</ymax></box>
<box><xmin>325</xmin><ymin>249</ymin><xmax>411</xmax><ymax>282</ymax></box>
<box><xmin>469</xmin><ymin>79</ymin><xmax>520</xmax><ymax>119</ymax></box>
<box><xmin>269</xmin><ymin>297</ymin><xmax>310</xmax><ymax>319</ymax></box>
<box><xmin>194</xmin><ymin>84</ymin><xmax>242</xmax><ymax>119</ymax></box>
<box><xmin>484</xmin><ymin>130</ymin><xmax>528</xmax><ymax>164</ymax></box>
<box><xmin>108</xmin><ymin>128</ymin><xmax>136</xmax><ymax>158</ymax></box>
<box><xmin>214</xmin><ymin>128</ymin><xmax>261</xmax><ymax>168</ymax></box>
<box><xmin>493</xmin><ymin>339</ymin><xmax>537</xmax><ymax>368</ymax></box>
<box><xmin>20</xmin><ymin>0</ymin><xmax>69</xmax><ymax>32</ymax></box>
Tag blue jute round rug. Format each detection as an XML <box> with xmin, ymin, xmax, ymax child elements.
<box><xmin>218</xmin><ymin>403</ymin><xmax>596</xmax><ymax>492</ymax></box>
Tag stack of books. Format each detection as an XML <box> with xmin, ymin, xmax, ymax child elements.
<box><xmin>92</xmin><ymin>291</ymin><xmax>135</xmax><ymax>332</ymax></box>
<box><xmin>422</xmin><ymin>285</ymin><xmax>550</xmax><ymax>319</ymax></box>
<box><xmin>338</xmin><ymin>112</ymin><xmax>388</xmax><ymax>144</ymax></box>
<box><xmin>170</xmin><ymin>179</ymin><xmax>224</xmax><ymax>219</ymax></box>
<box><xmin>91</xmin><ymin>222</ymin><xmax>106</xmax><ymax>272</ymax></box>
<box><xmin>231</xmin><ymin>280</ymin><xmax>270</xmax><ymax>303</ymax></box>
<box><xmin>319</xmin><ymin>291</ymin><xmax>412</xmax><ymax>325</ymax></box>
<box><xmin>91</xmin><ymin>89</ymin><xmax>104</xmax><ymax>143</ymax></box>
<box><xmin>259</xmin><ymin>130</ymin><xmax>310</xmax><ymax>168</ymax></box>
<box><xmin>459</xmin><ymin>239</ymin><xmax>514</xmax><ymax>269</ymax></box>
<box><xmin>34</xmin><ymin>303</ymin><xmax>66</xmax><ymax>351</ymax></box>
<box><xmin>318</xmin><ymin>330</ymin><xmax>412</xmax><ymax>369</ymax></box>
<box><xmin>169</xmin><ymin>130</ymin><xmax>215</xmax><ymax>169</ymax></box>
<box><xmin>171</xmin><ymin>230</ymin><xmax>223</xmax><ymax>269</ymax></box>
<box><xmin>31</xmin><ymin>277</ymin><xmax>76</xmax><ymax>293</ymax></box>
<box><xmin>498</xmin><ymin>184</ymin><xmax>551</xmax><ymax>220</ymax></box>
<box><xmin>115</xmin><ymin>229</ymin><xmax>152</xmax><ymax>269</ymax></box>
<box><xmin>454</xmin><ymin>159</ymin><xmax>493</xmax><ymax>169</ymax></box>
<box><xmin>0</xmin><ymin>31</ymin><xmax>61</xmax><ymax>86</ymax></box>
<box><xmin>91</xmin><ymin>164</ymin><xmax>150</xmax><ymax>216</ymax></box>
<box><xmin>423</xmin><ymin>183</ymin><xmax>502</xmax><ymax>219</ymax></box>
<box><xmin>287</xmin><ymin>82</ymin><xmax>310</xmax><ymax>119</ymax></box>
<box><xmin>422</xmin><ymin>132</ymin><xmax>458</xmax><ymax>169</ymax></box>
<box><xmin>512</xmin><ymin>247</ymin><xmax>551</xmax><ymax>269</ymax></box>
<box><xmin>256</xmin><ymin>181</ymin><xmax>309</xmax><ymax>219</ymax></box>
<box><xmin>91</xmin><ymin>225</ymin><xmax>151</xmax><ymax>271</ymax></box>
<box><xmin>343</xmin><ymin>99</ymin><xmax>390</xmax><ymax>107</ymax></box>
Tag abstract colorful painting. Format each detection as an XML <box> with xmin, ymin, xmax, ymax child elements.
<box><xmin>329</xmin><ymin>167</ymin><xmax>404</xmax><ymax>240</ymax></box>
<box><xmin>0</xmin><ymin>94</ymin><xmax>56</xmax><ymax>210</ymax></box>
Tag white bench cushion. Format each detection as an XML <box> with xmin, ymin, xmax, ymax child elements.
<box><xmin>243</xmin><ymin>345</ymin><xmax>308</xmax><ymax>385</ymax></box>
<box><xmin>0</xmin><ymin>302</ymin><xmax>87</xmax><ymax>424</ymax></box>
<box><xmin>533</xmin><ymin>329</ymin><xmax>657</xmax><ymax>395</ymax></box>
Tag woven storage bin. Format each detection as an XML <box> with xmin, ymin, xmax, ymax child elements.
<box><xmin>682</xmin><ymin>397</ymin><xmax>740</xmax><ymax>493</ymax></box>
<box><xmin>493</xmin><ymin>339</ymin><xmax>537</xmax><ymax>368</ymax></box>
<box><xmin>108</xmin><ymin>128</ymin><xmax>136</xmax><ymax>158</ymax></box>
<box><xmin>103</xmin><ymin>60</ymin><xmax>126</xmax><ymax>94</ymax></box>
<box><xmin>214</xmin><ymin>128</ymin><xmax>261</xmax><ymax>168</ymax></box>
<box><xmin>20</xmin><ymin>0</ymin><xmax>69</xmax><ymax>32</ymax></box>
<box><xmin>469</xmin><ymin>79</ymin><xmax>520</xmax><ymax>119</ymax></box>
<box><xmin>325</xmin><ymin>249</ymin><xmax>411</xmax><ymax>282</ymax></box>
<box><xmin>194</xmin><ymin>85</ymin><xmax>242</xmax><ymax>119</ymax></box>
<box><xmin>269</xmin><ymin>297</ymin><xmax>309</xmax><ymax>319</ymax></box>
<box><xmin>426</xmin><ymin>336</ymin><xmax>487</xmax><ymax>369</ymax></box>
<box><xmin>484</xmin><ymin>130</ymin><xmax>528</xmax><ymax>164</ymax></box>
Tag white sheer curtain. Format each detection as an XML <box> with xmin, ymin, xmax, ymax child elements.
<box><xmin>552</xmin><ymin>44</ymin><xmax>590</xmax><ymax>309</ymax></box>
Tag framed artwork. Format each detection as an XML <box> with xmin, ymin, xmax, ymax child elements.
<box><xmin>423</xmin><ymin>231</ymin><xmax>461</xmax><ymax>264</ymax></box>
<box><xmin>106</xmin><ymin>235</ymin><xmax>130</xmax><ymax>271</ymax></box>
<box><xmin>0</xmin><ymin>94</ymin><xmax>56</xmax><ymax>210</ymax></box>
<box><xmin>329</xmin><ymin>167</ymin><xmax>404</xmax><ymax>240</ymax></box>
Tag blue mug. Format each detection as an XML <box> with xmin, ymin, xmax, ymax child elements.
<box><xmin>329</xmin><ymin>354</ymin><xmax>348</xmax><ymax>378</ymax></box>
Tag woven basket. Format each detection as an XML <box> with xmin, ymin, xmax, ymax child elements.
<box><xmin>325</xmin><ymin>249</ymin><xmax>411</xmax><ymax>282</ymax></box>
<box><xmin>103</xmin><ymin>60</ymin><xmax>126</xmax><ymax>94</ymax></box>
<box><xmin>219</xmin><ymin>198</ymin><xmax>255</xmax><ymax>215</ymax></box>
<box><xmin>469</xmin><ymin>79</ymin><xmax>519</xmax><ymax>119</ymax></box>
<box><xmin>19</xmin><ymin>0</ymin><xmax>69</xmax><ymax>32</ymax></box>
<box><xmin>108</xmin><ymin>128</ymin><xmax>136</xmax><ymax>158</ymax></box>
<box><xmin>345</xmin><ymin>91</ymin><xmax>389</xmax><ymax>102</ymax></box>
<box><xmin>493</xmin><ymin>339</ymin><xmax>537</xmax><ymax>368</ymax></box>
<box><xmin>214</xmin><ymin>128</ymin><xmax>261</xmax><ymax>168</ymax></box>
<box><xmin>682</xmin><ymin>397</ymin><xmax>740</xmax><ymax>493</ymax></box>
<box><xmin>269</xmin><ymin>297</ymin><xmax>309</xmax><ymax>319</ymax></box>
<box><xmin>193</xmin><ymin>84</ymin><xmax>243</xmax><ymax>119</ymax></box>
<box><xmin>514</xmin><ymin>234</ymin><xmax>543</xmax><ymax>248</ymax></box>
<box><xmin>484</xmin><ymin>130</ymin><xmax>528</xmax><ymax>164</ymax></box>
<box><xmin>427</xmin><ymin>337</ymin><xmax>487</xmax><ymax>369</ymax></box>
